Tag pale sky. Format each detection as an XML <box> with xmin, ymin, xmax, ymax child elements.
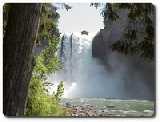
<box><xmin>56</xmin><ymin>3</ymin><xmax>104</xmax><ymax>39</ymax></box>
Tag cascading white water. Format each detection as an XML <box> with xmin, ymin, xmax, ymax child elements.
<box><xmin>48</xmin><ymin>34</ymin><xmax>122</xmax><ymax>98</ymax></box>
<box><xmin>48</xmin><ymin>33</ymin><xmax>153</xmax><ymax>100</ymax></box>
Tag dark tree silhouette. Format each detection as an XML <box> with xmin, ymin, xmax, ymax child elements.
<box><xmin>3</xmin><ymin>4</ymin><xmax>42</xmax><ymax>116</ymax></box>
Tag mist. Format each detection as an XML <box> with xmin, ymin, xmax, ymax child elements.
<box><xmin>47</xmin><ymin>34</ymin><xmax>155</xmax><ymax>100</ymax></box>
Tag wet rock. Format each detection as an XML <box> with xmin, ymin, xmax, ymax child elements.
<box><xmin>62</xmin><ymin>98</ymin><xmax>154</xmax><ymax>117</ymax></box>
<box><xmin>65</xmin><ymin>102</ymin><xmax>72</xmax><ymax>107</ymax></box>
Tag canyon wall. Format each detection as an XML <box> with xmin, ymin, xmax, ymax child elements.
<box><xmin>92</xmin><ymin>8</ymin><xmax>155</xmax><ymax>100</ymax></box>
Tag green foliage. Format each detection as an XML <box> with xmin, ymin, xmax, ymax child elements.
<box><xmin>33</xmin><ymin>3</ymin><xmax>62</xmax><ymax>79</ymax></box>
<box><xmin>33</xmin><ymin>37</ymin><xmax>62</xmax><ymax>79</ymax></box>
<box><xmin>26</xmin><ymin>3</ymin><xmax>65</xmax><ymax>116</ymax></box>
<box><xmin>33</xmin><ymin>56</ymin><xmax>48</xmax><ymax>78</ymax></box>
<box><xmin>55</xmin><ymin>81</ymin><xmax>64</xmax><ymax>101</ymax></box>
<box><xmin>37</xmin><ymin>3</ymin><xmax>60</xmax><ymax>44</ymax></box>
<box><xmin>42</xmin><ymin>37</ymin><xmax>62</xmax><ymax>74</ymax></box>
<box><xmin>25</xmin><ymin>77</ymin><xmax>66</xmax><ymax>116</ymax></box>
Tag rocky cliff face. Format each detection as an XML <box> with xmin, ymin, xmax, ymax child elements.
<box><xmin>92</xmin><ymin>9</ymin><xmax>129</xmax><ymax>59</ymax></box>
<box><xmin>92</xmin><ymin>8</ymin><xmax>155</xmax><ymax>100</ymax></box>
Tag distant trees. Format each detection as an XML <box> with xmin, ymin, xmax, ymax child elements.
<box><xmin>3</xmin><ymin>4</ymin><xmax>42</xmax><ymax>116</ymax></box>
<box><xmin>90</xmin><ymin>3</ymin><xmax>101</xmax><ymax>9</ymax></box>
<box><xmin>63</xmin><ymin>4</ymin><xmax>72</xmax><ymax>11</ymax></box>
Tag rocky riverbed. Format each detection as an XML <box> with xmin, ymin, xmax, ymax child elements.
<box><xmin>61</xmin><ymin>98</ymin><xmax>154</xmax><ymax>117</ymax></box>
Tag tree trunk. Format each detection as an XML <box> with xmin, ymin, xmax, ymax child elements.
<box><xmin>3</xmin><ymin>4</ymin><xmax>42</xmax><ymax>116</ymax></box>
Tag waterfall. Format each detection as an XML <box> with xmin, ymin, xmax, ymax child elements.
<box><xmin>48</xmin><ymin>33</ymin><xmax>153</xmax><ymax>100</ymax></box>
<box><xmin>59</xmin><ymin>35</ymin><xmax>64</xmax><ymax>61</ymax></box>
